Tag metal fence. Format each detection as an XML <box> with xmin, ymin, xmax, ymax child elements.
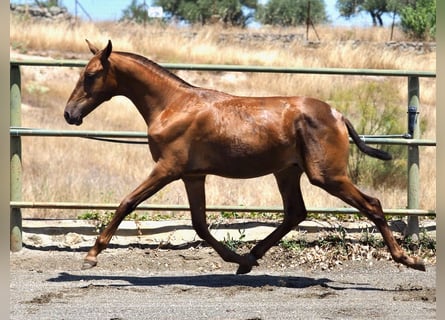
<box><xmin>10</xmin><ymin>60</ymin><xmax>436</xmax><ymax>252</ymax></box>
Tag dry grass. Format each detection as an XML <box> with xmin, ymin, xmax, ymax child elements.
<box><xmin>10</xmin><ymin>17</ymin><xmax>436</xmax><ymax>219</ymax></box>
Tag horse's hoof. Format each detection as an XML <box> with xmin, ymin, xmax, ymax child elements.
<box><xmin>410</xmin><ymin>257</ymin><xmax>426</xmax><ymax>271</ymax></box>
<box><xmin>81</xmin><ymin>259</ymin><xmax>97</xmax><ymax>270</ymax></box>
<box><xmin>236</xmin><ymin>264</ymin><xmax>252</xmax><ymax>275</ymax></box>
<box><xmin>236</xmin><ymin>253</ymin><xmax>259</xmax><ymax>275</ymax></box>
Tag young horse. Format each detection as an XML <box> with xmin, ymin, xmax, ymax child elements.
<box><xmin>64</xmin><ymin>40</ymin><xmax>425</xmax><ymax>273</ymax></box>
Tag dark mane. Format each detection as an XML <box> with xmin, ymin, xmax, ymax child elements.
<box><xmin>115</xmin><ymin>51</ymin><xmax>194</xmax><ymax>88</ymax></box>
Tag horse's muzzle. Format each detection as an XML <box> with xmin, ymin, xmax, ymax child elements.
<box><xmin>64</xmin><ymin>110</ymin><xmax>83</xmax><ymax>126</ymax></box>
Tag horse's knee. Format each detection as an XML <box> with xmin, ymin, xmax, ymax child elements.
<box><xmin>118</xmin><ymin>196</ymin><xmax>138</xmax><ymax>214</ymax></box>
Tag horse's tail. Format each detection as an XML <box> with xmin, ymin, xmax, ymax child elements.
<box><xmin>344</xmin><ymin>118</ymin><xmax>392</xmax><ymax>161</ymax></box>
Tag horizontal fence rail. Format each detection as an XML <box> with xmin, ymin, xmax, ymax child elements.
<box><xmin>9</xmin><ymin>127</ymin><xmax>437</xmax><ymax>146</ymax></box>
<box><xmin>10</xmin><ymin>59</ymin><xmax>436</xmax><ymax>252</ymax></box>
<box><xmin>10</xmin><ymin>201</ymin><xmax>436</xmax><ymax>217</ymax></box>
<box><xmin>10</xmin><ymin>59</ymin><xmax>437</xmax><ymax>77</ymax></box>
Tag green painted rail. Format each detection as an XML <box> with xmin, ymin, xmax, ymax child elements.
<box><xmin>10</xmin><ymin>59</ymin><xmax>437</xmax><ymax>77</ymax></box>
<box><xmin>10</xmin><ymin>201</ymin><xmax>436</xmax><ymax>217</ymax></box>
<box><xmin>9</xmin><ymin>60</ymin><xmax>436</xmax><ymax>252</ymax></box>
<box><xmin>9</xmin><ymin>127</ymin><xmax>436</xmax><ymax>146</ymax></box>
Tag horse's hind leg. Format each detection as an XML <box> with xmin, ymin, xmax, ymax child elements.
<box><xmin>183</xmin><ymin>176</ymin><xmax>258</xmax><ymax>272</ymax></box>
<box><xmin>240</xmin><ymin>166</ymin><xmax>307</xmax><ymax>274</ymax></box>
<box><xmin>310</xmin><ymin>174</ymin><xmax>425</xmax><ymax>271</ymax></box>
<box><xmin>300</xmin><ymin>114</ymin><xmax>425</xmax><ymax>271</ymax></box>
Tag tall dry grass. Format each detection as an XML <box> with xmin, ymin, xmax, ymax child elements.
<box><xmin>10</xmin><ymin>17</ymin><xmax>436</xmax><ymax>219</ymax></box>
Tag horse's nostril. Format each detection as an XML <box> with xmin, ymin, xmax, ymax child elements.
<box><xmin>64</xmin><ymin>110</ymin><xmax>82</xmax><ymax>125</ymax></box>
<box><xmin>64</xmin><ymin>111</ymin><xmax>77</xmax><ymax>125</ymax></box>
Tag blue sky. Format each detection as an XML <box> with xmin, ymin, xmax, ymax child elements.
<box><xmin>11</xmin><ymin>0</ymin><xmax>398</xmax><ymax>27</ymax></box>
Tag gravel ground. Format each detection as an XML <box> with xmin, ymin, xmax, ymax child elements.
<box><xmin>10</xmin><ymin>244</ymin><xmax>436</xmax><ymax>320</ymax></box>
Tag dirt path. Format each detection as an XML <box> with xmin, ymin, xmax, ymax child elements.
<box><xmin>10</xmin><ymin>245</ymin><xmax>435</xmax><ymax>320</ymax></box>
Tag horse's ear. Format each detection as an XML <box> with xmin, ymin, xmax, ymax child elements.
<box><xmin>85</xmin><ymin>39</ymin><xmax>99</xmax><ymax>55</ymax></box>
<box><xmin>100</xmin><ymin>40</ymin><xmax>112</xmax><ymax>61</ymax></box>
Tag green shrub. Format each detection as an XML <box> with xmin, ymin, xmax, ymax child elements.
<box><xmin>331</xmin><ymin>81</ymin><xmax>407</xmax><ymax>188</ymax></box>
<box><xmin>78</xmin><ymin>210</ymin><xmax>114</xmax><ymax>233</ymax></box>
<box><xmin>400</xmin><ymin>0</ymin><xmax>436</xmax><ymax>40</ymax></box>
<box><xmin>222</xmin><ymin>229</ymin><xmax>246</xmax><ymax>250</ymax></box>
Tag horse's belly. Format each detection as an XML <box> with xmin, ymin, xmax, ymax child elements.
<box><xmin>191</xmin><ymin>146</ymin><xmax>300</xmax><ymax>178</ymax></box>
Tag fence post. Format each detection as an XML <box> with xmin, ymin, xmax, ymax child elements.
<box><xmin>406</xmin><ymin>76</ymin><xmax>420</xmax><ymax>240</ymax></box>
<box><xmin>10</xmin><ymin>64</ymin><xmax>22</xmax><ymax>252</ymax></box>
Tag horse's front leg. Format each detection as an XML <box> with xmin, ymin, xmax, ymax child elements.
<box><xmin>82</xmin><ymin>165</ymin><xmax>177</xmax><ymax>269</ymax></box>
<box><xmin>183</xmin><ymin>176</ymin><xmax>258</xmax><ymax>273</ymax></box>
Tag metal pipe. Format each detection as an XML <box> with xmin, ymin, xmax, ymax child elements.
<box><xmin>406</xmin><ymin>76</ymin><xmax>421</xmax><ymax>240</ymax></box>
<box><xmin>9</xmin><ymin>59</ymin><xmax>437</xmax><ymax>78</ymax></box>
<box><xmin>10</xmin><ymin>127</ymin><xmax>148</xmax><ymax>138</ymax></box>
<box><xmin>9</xmin><ymin>127</ymin><xmax>436</xmax><ymax>146</ymax></box>
<box><xmin>10</xmin><ymin>201</ymin><xmax>436</xmax><ymax>217</ymax></box>
<box><xmin>10</xmin><ymin>65</ymin><xmax>22</xmax><ymax>252</ymax></box>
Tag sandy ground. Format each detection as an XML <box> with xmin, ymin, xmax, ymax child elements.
<box><xmin>10</xmin><ymin>241</ymin><xmax>436</xmax><ymax>320</ymax></box>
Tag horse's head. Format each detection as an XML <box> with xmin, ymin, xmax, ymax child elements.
<box><xmin>64</xmin><ymin>39</ymin><xmax>117</xmax><ymax>125</ymax></box>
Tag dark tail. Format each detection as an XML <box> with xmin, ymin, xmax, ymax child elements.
<box><xmin>344</xmin><ymin>118</ymin><xmax>392</xmax><ymax>161</ymax></box>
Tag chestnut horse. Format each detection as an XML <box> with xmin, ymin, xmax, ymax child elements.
<box><xmin>64</xmin><ymin>40</ymin><xmax>425</xmax><ymax>273</ymax></box>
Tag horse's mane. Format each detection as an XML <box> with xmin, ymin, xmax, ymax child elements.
<box><xmin>115</xmin><ymin>51</ymin><xmax>194</xmax><ymax>88</ymax></box>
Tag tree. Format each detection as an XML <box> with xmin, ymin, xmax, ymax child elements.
<box><xmin>121</xmin><ymin>0</ymin><xmax>149</xmax><ymax>24</ymax></box>
<box><xmin>34</xmin><ymin>0</ymin><xmax>60</xmax><ymax>7</ymax></box>
<box><xmin>400</xmin><ymin>0</ymin><xmax>436</xmax><ymax>40</ymax></box>
<box><xmin>256</xmin><ymin>0</ymin><xmax>328</xmax><ymax>27</ymax></box>
<box><xmin>153</xmin><ymin>0</ymin><xmax>258</xmax><ymax>26</ymax></box>
<box><xmin>336</xmin><ymin>0</ymin><xmax>392</xmax><ymax>26</ymax></box>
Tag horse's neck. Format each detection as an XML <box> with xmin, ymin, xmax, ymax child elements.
<box><xmin>116</xmin><ymin>56</ymin><xmax>190</xmax><ymax>125</ymax></box>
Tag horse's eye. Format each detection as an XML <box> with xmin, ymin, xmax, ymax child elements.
<box><xmin>85</xmin><ymin>72</ymin><xmax>96</xmax><ymax>80</ymax></box>
<box><xmin>84</xmin><ymin>72</ymin><xmax>96</xmax><ymax>85</ymax></box>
